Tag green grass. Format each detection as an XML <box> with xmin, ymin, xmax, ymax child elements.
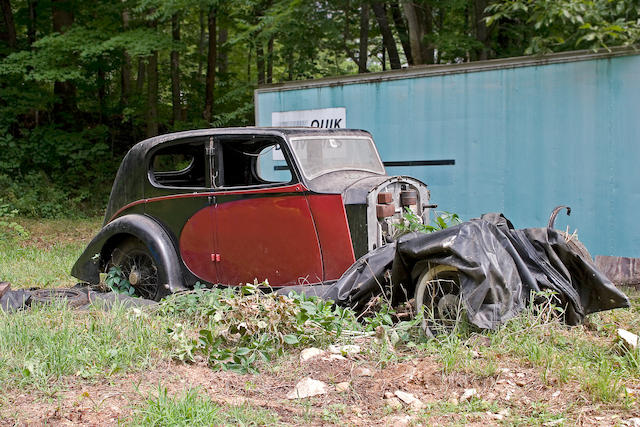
<box><xmin>127</xmin><ymin>386</ymin><xmax>279</xmax><ymax>426</ymax></box>
<box><xmin>0</xmin><ymin>217</ymin><xmax>101</xmax><ymax>288</ymax></box>
<box><xmin>0</xmin><ymin>300</ymin><xmax>172</xmax><ymax>391</ymax></box>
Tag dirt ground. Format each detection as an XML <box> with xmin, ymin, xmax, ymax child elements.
<box><xmin>4</xmin><ymin>348</ymin><xmax>638</xmax><ymax>426</ymax></box>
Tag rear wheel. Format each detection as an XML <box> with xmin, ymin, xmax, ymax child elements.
<box><xmin>109</xmin><ymin>237</ymin><xmax>167</xmax><ymax>301</ymax></box>
<box><xmin>414</xmin><ymin>265</ymin><xmax>461</xmax><ymax>337</ymax></box>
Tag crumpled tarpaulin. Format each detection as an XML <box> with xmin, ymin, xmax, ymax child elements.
<box><xmin>322</xmin><ymin>213</ymin><xmax>629</xmax><ymax>329</ymax></box>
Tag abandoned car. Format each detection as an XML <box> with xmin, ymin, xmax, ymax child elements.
<box><xmin>72</xmin><ymin>128</ymin><xmax>432</xmax><ymax>300</ymax></box>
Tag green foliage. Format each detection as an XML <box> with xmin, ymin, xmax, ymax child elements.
<box><xmin>393</xmin><ymin>208</ymin><xmax>462</xmax><ymax>235</ymax></box>
<box><xmin>0</xmin><ymin>199</ymin><xmax>27</xmax><ymax>240</ymax></box>
<box><xmin>486</xmin><ymin>0</ymin><xmax>640</xmax><ymax>54</ymax></box>
<box><xmin>105</xmin><ymin>265</ymin><xmax>136</xmax><ymax>296</ymax></box>
<box><xmin>161</xmin><ymin>284</ymin><xmax>360</xmax><ymax>373</ymax></box>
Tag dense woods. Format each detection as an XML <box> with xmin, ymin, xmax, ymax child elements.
<box><xmin>0</xmin><ymin>0</ymin><xmax>637</xmax><ymax>217</ymax></box>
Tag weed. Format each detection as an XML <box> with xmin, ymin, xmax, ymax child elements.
<box><xmin>127</xmin><ymin>385</ymin><xmax>279</xmax><ymax>426</ymax></box>
<box><xmin>392</xmin><ymin>208</ymin><xmax>461</xmax><ymax>235</ymax></box>
<box><xmin>105</xmin><ymin>265</ymin><xmax>136</xmax><ymax>296</ymax></box>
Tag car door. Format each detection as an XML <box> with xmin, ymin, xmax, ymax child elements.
<box><xmin>211</xmin><ymin>134</ymin><xmax>323</xmax><ymax>287</ymax></box>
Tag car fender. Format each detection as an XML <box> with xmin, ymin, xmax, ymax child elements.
<box><xmin>71</xmin><ymin>214</ymin><xmax>187</xmax><ymax>293</ymax></box>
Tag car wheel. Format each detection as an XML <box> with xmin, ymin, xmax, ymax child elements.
<box><xmin>109</xmin><ymin>237</ymin><xmax>168</xmax><ymax>301</ymax></box>
<box><xmin>414</xmin><ymin>265</ymin><xmax>461</xmax><ymax>338</ymax></box>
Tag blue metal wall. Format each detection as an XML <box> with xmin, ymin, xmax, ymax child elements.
<box><xmin>256</xmin><ymin>53</ymin><xmax>640</xmax><ymax>257</ymax></box>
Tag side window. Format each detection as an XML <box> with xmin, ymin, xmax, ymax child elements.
<box><xmin>151</xmin><ymin>141</ymin><xmax>206</xmax><ymax>188</ymax></box>
<box><xmin>216</xmin><ymin>137</ymin><xmax>294</xmax><ymax>188</ymax></box>
<box><xmin>256</xmin><ymin>144</ymin><xmax>292</xmax><ymax>183</ymax></box>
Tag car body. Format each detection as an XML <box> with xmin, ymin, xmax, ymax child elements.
<box><xmin>72</xmin><ymin>128</ymin><xmax>432</xmax><ymax>300</ymax></box>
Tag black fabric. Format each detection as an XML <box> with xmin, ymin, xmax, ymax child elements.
<box><xmin>321</xmin><ymin>213</ymin><xmax>629</xmax><ymax>329</ymax></box>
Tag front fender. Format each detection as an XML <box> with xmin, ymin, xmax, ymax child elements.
<box><xmin>71</xmin><ymin>214</ymin><xmax>187</xmax><ymax>293</ymax></box>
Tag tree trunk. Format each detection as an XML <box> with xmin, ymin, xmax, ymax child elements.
<box><xmin>136</xmin><ymin>57</ymin><xmax>145</xmax><ymax>93</ymax></box>
<box><xmin>372</xmin><ymin>2</ymin><xmax>401</xmax><ymax>69</ymax></box>
<box><xmin>28</xmin><ymin>0</ymin><xmax>36</xmax><ymax>46</ymax></box>
<box><xmin>52</xmin><ymin>0</ymin><xmax>75</xmax><ymax>119</ymax></box>
<box><xmin>267</xmin><ymin>36</ymin><xmax>274</xmax><ymax>84</ymax></box>
<box><xmin>256</xmin><ymin>43</ymin><xmax>265</xmax><ymax>85</ymax></box>
<box><xmin>473</xmin><ymin>0</ymin><xmax>490</xmax><ymax>60</ymax></box>
<box><xmin>217</xmin><ymin>26</ymin><xmax>228</xmax><ymax>74</ymax></box>
<box><xmin>146</xmin><ymin>51</ymin><xmax>158</xmax><ymax>137</ymax></box>
<box><xmin>171</xmin><ymin>13</ymin><xmax>181</xmax><ymax>124</ymax></box>
<box><xmin>401</xmin><ymin>0</ymin><xmax>433</xmax><ymax>65</ymax></box>
<box><xmin>1</xmin><ymin>0</ymin><xmax>16</xmax><ymax>48</ymax></box>
<box><xmin>390</xmin><ymin>1</ymin><xmax>412</xmax><ymax>65</ymax></box>
<box><xmin>120</xmin><ymin>8</ymin><xmax>132</xmax><ymax>105</ymax></box>
<box><xmin>358</xmin><ymin>3</ymin><xmax>369</xmax><ymax>73</ymax></box>
<box><xmin>197</xmin><ymin>9</ymin><xmax>205</xmax><ymax>82</ymax></box>
<box><xmin>203</xmin><ymin>7</ymin><xmax>216</xmax><ymax>123</ymax></box>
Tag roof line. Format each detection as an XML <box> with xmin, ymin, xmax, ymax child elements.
<box><xmin>255</xmin><ymin>46</ymin><xmax>639</xmax><ymax>94</ymax></box>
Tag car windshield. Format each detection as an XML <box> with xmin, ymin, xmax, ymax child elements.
<box><xmin>289</xmin><ymin>136</ymin><xmax>385</xmax><ymax>180</ymax></box>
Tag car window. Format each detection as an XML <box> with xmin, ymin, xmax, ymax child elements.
<box><xmin>215</xmin><ymin>137</ymin><xmax>294</xmax><ymax>188</ymax></box>
<box><xmin>150</xmin><ymin>141</ymin><xmax>207</xmax><ymax>188</ymax></box>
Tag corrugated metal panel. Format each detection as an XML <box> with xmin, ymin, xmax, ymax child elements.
<box><xmin>255</xmin><ymin>49</ymin><xmax>640</xmax><ymax>258</ymax></box>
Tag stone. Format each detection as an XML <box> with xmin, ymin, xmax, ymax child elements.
<box><xmin>286</xmin><ymin>377</ymin><xmax>328</xmax><ymax>399</ymax></box>
<box><xmin>329</xmin><ymin>344</ymin><xmax>361</xmax><ymax>355</ymax></box>
<box><xmin>394</xmin><ymin>390</ymin><xmax>425</xmax><ymax>409</ymax></box>
<box><xmin>353</xmin><ymin>366</ymin><xmax>373</xmax><ymax>377</ymax></box>
<box><xmin>384</xmin><ymin>391</ymin><xmax>395</xmax><ymax>399</ymax></box>
<box><xmin>335</xmin><ymin>382</ymin><xmax>350</xmax><ymax>392</ymax></box>
<box><xmin>618</xmin><ymin>329</ymin><xmax>639</xmax><ymax>350</ymax></box>
<box><xmin>300</xmin><ymin>347</ymin><xmax>325</xmax><ymax>362</ymax></box>
<box><xmin>322</xmin><ymin>354</ymin><xmax>347</xmax><ymax>361</ymax></box>
<box><xmin>385</xmin><ymin>397</ymin><xmax>403</xmax><ymax>410</ymax></box>
<box><xmin>460</xmin><ymin>388</ymin><xmax>477</xmax><ymax>402</ymax></box>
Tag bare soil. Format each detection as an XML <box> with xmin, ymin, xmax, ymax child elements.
<box><xmin>3</xmin><ymin>349</ymin><xmax>638</xmax><ymax>426</ymax></box>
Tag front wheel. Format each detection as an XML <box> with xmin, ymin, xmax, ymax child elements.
<box><xmin>109</xmin><ymin>237</ymin><xmax>168</xmax><ymax>301</ymax></box>
<box><xmin>414</xmin><ymin>265</ymin><xmax>461</xmax><ymax>337</ymax></box>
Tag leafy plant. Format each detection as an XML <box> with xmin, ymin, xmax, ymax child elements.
<box><xmin>161</xmin><ymin>284</ymin><xmax>362</xmax><ymax>374</ymax></box>
<box><xmin>105</xmin><ymin>265</ymin><xmax>135</xmax><ymax>296</ymax></box>
<box><xmin>393</xmin><ymin>208</ymin><xmax>462</xmax><ymax>235</ymax></box>
<box><xmin>0</xmin><ymin>198</ymin><xmax>27</xmax><ymax>239</ymax></box>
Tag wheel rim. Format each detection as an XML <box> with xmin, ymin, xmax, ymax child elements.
<box><xmin>414</xmin><ymin>265</ymin><xmax>461</xmax><ymax>336</ymax></box>
<box><xmin>114</xmin><ymin>248</ymin><xmax>159</xmax><ymax>300</ymax></box>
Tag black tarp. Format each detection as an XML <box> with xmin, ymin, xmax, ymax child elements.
<box><xmin>321</xmin><ymin>213</ymin><xmax>629</xmax><ymax>329</ymax></box>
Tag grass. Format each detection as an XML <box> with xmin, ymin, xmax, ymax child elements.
<box><xmin>2</xmin><ymin>216</ymin><xmax>640</xmax><ymax>424</ymax></box>
<box><xmin>127</xmin><ymin>386</ymin><xmax>279</xmax><ymax>426</ymax></box>
<box><xmin>0</xmin><ymin>217</ymin><xmax>101</xmax><ymax>288</ymax></box>
<box><xmin>0</xmin><ymin>299</ymin><xmax>172</xmax><ymax>391</ymax></box>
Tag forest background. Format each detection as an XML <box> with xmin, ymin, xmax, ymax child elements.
<box><xmin>0</xmin><ymin>0</ymin><xmax>637</xmax><ymax>218</ymax></box>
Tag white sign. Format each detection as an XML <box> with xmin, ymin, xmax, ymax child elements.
<box><xmin>271</xmin><ymin>108</ymin><xmax>346</xmax><ymax>160</ymax></box>
<box><xmin>272</xmin><ymin>107</ymin><xmax>346</xmax><ymax>129</ymax></box>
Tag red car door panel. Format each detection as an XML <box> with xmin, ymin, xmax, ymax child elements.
<box><xmin>214</xmin><ymin>187</ymin><xmax>323</xmax><ymax>287</ymax></box>
<box><xmin>179</xmin><ymin>204</ymin><xmax>218</xmax><ymax>283</ymax></box>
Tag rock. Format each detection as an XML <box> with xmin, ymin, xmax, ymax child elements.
<box><xmin>329</xmin><ymin>344</ymin><xmax>361</xmax><ymax>355</ymax></box>
<box><xmin>353</xmin><ymin>366</ymin><xmax>373</xmax><ymax>377</ymax></box>
<box><xmin>335</xmin><ymin>382</ymin><xmax>350</xmax><ymax>392</ymax></box>
<box><xmin>286</xmin><ymin>377</ymin><xmax>328</xmax><ymax>399</ymax></box>
<box><xmin>618</xmin><ymin>329</ymin><xmax>639</xmax><ymax>350</ymax></box>
<box><xmin>384</xmin><ymin>391</ymin><xmax>395</xmax><ymax>399</ymax></box>
<box><xmin>394</xmin><ymin>390</ymin><xmax>425</xmax><ymax>409</ymax></box>
<box><xmin>625</xmin><ymin>418</ymin><xmax>640</xmax><ymax>427</ymax></box>
<box><xmin>385</xmin><ymin>397</ymin><xmax>403</xmax><ymax>410</ymax></box>
<box><xmin>300</xmin><ymin>347</ymin><xmax>325</xmax><ymax>362</ymax></box>
<box><xmin>322</xmin><ymin>354</ymin><xmax>347</xmax><ymax>361</ymax></box>
<box><xmin>460</xmin><ymin>388</ymin><xmax>477</xmax><ymax>402</ymax></box>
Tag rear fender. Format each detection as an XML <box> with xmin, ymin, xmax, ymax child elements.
<box><xmin>70</xmin><ymin>214</ymin><xmax>187</xmax><ymax>293</ymax></box>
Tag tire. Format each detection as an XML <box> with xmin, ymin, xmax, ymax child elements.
<box><xmin>414</xmin><ymin>265</ymin><xmax>461</xmax><ymax>337</ymax></box>
<box><xmin>109</xmin><ymin>237</ymin><xmax>168</xmax><ymax>301</ymax></box>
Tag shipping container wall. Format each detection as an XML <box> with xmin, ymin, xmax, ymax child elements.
<box><xmin>256</xmin><ymin>53</ymin><xmax>640</xmax><ymax>258</ymax></box>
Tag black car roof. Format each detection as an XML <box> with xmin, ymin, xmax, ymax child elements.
<box><xmin>104</xmin><ymin>127</ymin><xmax>372</xmax><ymax>223</ymax></box>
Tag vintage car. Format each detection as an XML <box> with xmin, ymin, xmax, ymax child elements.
<box><xmin>72</xmin><ymin>128</ymin><xmax>432</xmax><ymax>300</ymax></box>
